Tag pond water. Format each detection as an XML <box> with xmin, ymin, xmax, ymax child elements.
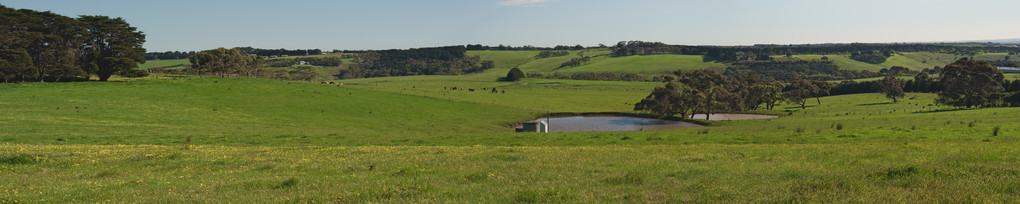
<box><xmin>526</xmin><ymin>116</ymin><xmax>703</xmax><ymax>132</ymax></box>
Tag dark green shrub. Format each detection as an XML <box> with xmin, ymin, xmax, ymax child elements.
<box><xmin>505</xmin><ymin>68</ymin><xmax>525</xmax><ymax>81</ymax></box>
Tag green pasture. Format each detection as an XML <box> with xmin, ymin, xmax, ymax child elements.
<box><xmin>4</xmin><ymin>50</ymin><xmax>1020</xmax><ymax>202</ymax></box>
<box><xmin>557</xmin><ymin>54</ymin><xmax>726</xmax><ymax>76</ymax></box>
<box><xmin>137</xmin><ymin>59</ymin><xmax>189</xmax><ymax>70</ymax></box>
<box><xmin>3</xmin><ymin>77</ymin><xmax>1018</xmax><ymax>147</ymax></box>
<box><xmin>1</xmin><ymin>141</ymin><xmax>1016</xmax><ymax>203</ymax></box>
<box><xmin>786</xmin><ymin>54</ymin><xmax>939</xmax><ymax>71</ymax></box>
<box><xmin>973</xmin><ymin>53</ymin><xmax>1020</xmax><ymax>63</ymax></box>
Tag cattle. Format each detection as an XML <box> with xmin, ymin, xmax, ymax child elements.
<box><xmin>468</xmin><ymin>89</ymin><xmax>475</xmax><ymax>92</ymax></box>
<box><xmin>321</xmin><ymin>81</ymin><xmax>328</xmax><ymax>84</ymax></box>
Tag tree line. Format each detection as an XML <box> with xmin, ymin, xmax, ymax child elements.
<box><xmin>176</xmin><ymin>47</ymin><xmax>323</xmax><ymax>82</ymax></box>
<box><xmin>636</xmin><ymin>58</ymin><xmax>1019</xmax><ymax>119</ymax></box>
<box><xmin>465</xmin><ymin>44</ymin><xmax>595</xmax><ymax>51</ymax></box>
<box><xmin>534</xmin><ymin>50</ymin><xmax>570</xmax><ymax>59</ymax></box>
<box><xmin>849</xmin><ymin>50</ymin><xmax>893</xmax><ymax>64</ymax></box>
<box><xmin>265</xmin><ymin>57</ymin><xmax>343</xmax><ymax>67</ymax></box>
<box><xmin>634</xmin><ymin>70</ymin><xmax>786</xmax><ymax>119</ymax></box>
<box><xmin>145</xmin><ymin>51</ymin><xmax>196</xmax><ymax>60</ymax></box>
<box><xmin>235</xmin><ymin>47</ymin><xmax>323</xmax><ymax>57</ymax></box>
<box><xmin>1</xmin><ymin>5</ymin><xmax>146</xmax><ymax>82</ymax></box>
<box><xmin>336</xmin><ymin>46</ymin><xmax>494</xmax><ymax>79</ymax></box>
<box><xmin>606</xmin><ymin>41</ymin><xmax>1020</xmax><ymax>62</ymax></box>
<box><xmin>724</xmin><ymin>60</ymin><xmax>885</xmax><ymax>81</ymax></box>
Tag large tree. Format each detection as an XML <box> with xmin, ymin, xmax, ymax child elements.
<box><xmin>937</xmin><ymin>58</ymin><xmax>1005</xmax><ymax>108</ymax></box>
<box><xmin>734</xmin><ymin>74</ymin><xmax>783</xmax><ymax>110</ymax></box>
<box><xmin>0</xmin><ymin>49</ymin><xmax>36</xmax><ymax>82</ymax></box>
<box><xmin>634</xmin><ymin>79</ymin><xmax>695</xmax><ymax>117</ymax></box>
<box><xmin>784</xmin><ymin>79</ymin><xmax>819</xmax><ymax>109</ymax></box>
<box><xmin>673</xmin><ymin>69</ymin><xmax>741</xmax><ymax>120</ymax></box>
<box><xmin>78</xmin><ymin>15</ymin><xmax>146</xmax><ymax>81</ymax></box>
<box><xmin>875</xmin><ymin>76</ymin><xmax>906</xmax><ymax>102</ymax></box>
<box><xmin>1</xmin><ymin>5</ymin><xmax>83</xmax><ymax>81</ymax></box>
<box><xmin>809</xmin><ymin>80</ymin><xmax>833</xmax><ymax>105</ymax></box>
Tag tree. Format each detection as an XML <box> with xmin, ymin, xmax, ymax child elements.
<box><xmin>674</xmin><ymin>69</ymin><xmax>739</xmax><ymax>120</ymax></box>
<box><xmin>634</xmin><ymin>81</ymin><xmax>694</xmax><ymax>117</ymax></box>
<box><xmin>784</xmin><ymin>80</ymin><xmax>818</xmax><ymax>109</ymax></box>
<box><xmin>480</xmin><ymin>60</ymin><xmax>495</xmax><ymax>69</ymax></box>
<box><xmin>78</xmin><ymin>15</ymin><xmax>146</xmax><ymax>81</ymax></box>
<box><xmin>937</xmin><ymin>58</ymin><xmax>1005</xmax><ymax>108</ymax></box>
<box><xmin>734</xmin><ymin>75</ymin><xmax>783</xmax><ymax>110</ymax></box>
<box><xmin>505</xmin><ymin>68</ymin><xmax>525</xmax><ymax>81</ymax></box>
<box><xmin>2</xmin><ymin>6</ymin><xmax>83</xmax><ymax>82</ymax></box>
<box><xmin>0</xmin><ymin>49</ymin><xmax>36</xmax><ymax>82</ymax></box>
<box><xmin>875</xmin><ymin>76</ymin><xmax>906</xmax><ymax>102</ymax></box>
<box><xmin>809</xmin><ymin>80</ymin><xmax>833</xmax><ymax>105</ymax></box>
<box><xmin>188</xmin><ymin>47</ymin><xmax>265</xmax><ymax>77</ymax></box>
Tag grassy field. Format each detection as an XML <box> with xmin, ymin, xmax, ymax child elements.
<box><xmin>0</xmin><ymin>77</ymin><xmax>532</xmax><ymax>145</ymax></box>
<box><xmin>556</xmin><ymin>54</ymin><xmax>726</xmax><ymax>76</ymax></box>
<box><xmin>468</xmin><ymin>50</ymin><xmax>543</xmax><ymax>69</ymax></box>
<box><xmin>2</xmin><ymin>77</ymin><xmax>1019</xmax><ymax>202</ymax></box>
<box><xmin>137</xmin><ymin>59</ymin><xmax>190</xmax><ymax>70</ymax></box>
<box><xmin>901</xmin><ymin>52</ymin><xmax>959</xmax><ymax>66</ymax></box>
<box><xmin>3</xmin><ymin>142</ymin><xmax>1016</xmax><ymax>203</ymax></box>
<box><xmin>786</xmin><ymin>54</ymin><xmax>940</xmax><ymax>71</ymax></box>
<box><xmin>4</xmin><ymin>50</ymin><xmax>1020</xmax><ymax>202</ymax></box>
<box><xmin>974</xmin><ymin>53</ymin><xmax>1020</xmax><ymax>63</ymax></box>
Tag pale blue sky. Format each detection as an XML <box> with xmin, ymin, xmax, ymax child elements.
<box><xmin>4</xmin><ymin>0</ymin><xmax>1019</xmax><ymax>52</ymax></box>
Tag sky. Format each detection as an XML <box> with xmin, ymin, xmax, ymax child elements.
<box><xmin>3</xmin><ymin>0</ymin><xmax>1019</xmax><ymax>52</ymax></box>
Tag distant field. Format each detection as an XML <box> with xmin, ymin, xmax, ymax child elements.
<box><xmin>973</xmin><ymin>53</ymin><xmax>1020</xmax><ymax>63</ymax></box>
<box><xmin>137</xmin><ymin>59</ymin><xmax>189</xmax><ymax>70</ymax></box>
<box><xmin>826</xmin><ymin>75</ymin><xmax>915</xmax><ymax>83</ymax></box>
<box><xmin>468</xmin><ymin>50</ymin><xmax>542</xmax><ymax>69</ymax></box>
<box><xmin>270</xmin><ymin>53</ymin><xmax>353</xmax><ymax>60</ymax></box>
<box><xmin>787</xmin><ymin>54</ymin><xmax>939</xmax><ymax>71</ymax></box>
<box><xmin>901</xmin><ymin>52</ymin><xmax>959</xmax><ymax>66</ymax></box>
<box><xmin>340</xmin><ymin>75</ymin><xmax>659</xmax><ymax>112</ymax></box>
<box><xmin>557</xmin><ymin>54</ymin><xmax>726</xmax><ymax>76</ymax></box>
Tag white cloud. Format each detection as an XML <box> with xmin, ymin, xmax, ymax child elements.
<box><xmin>498</xmin><ymin>0</ymin><xmax>554</xmax><ymax>7</ymax></box>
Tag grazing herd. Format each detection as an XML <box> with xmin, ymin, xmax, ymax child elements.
<box><xmin>446</xmin><ymin>86</ymin><xmax>505</xmax><ymax>93</ymax></box>
<box><xmin>320</xmin><ymin>81</ymin><xmax>506</xmax><ymax>93</ymax></box>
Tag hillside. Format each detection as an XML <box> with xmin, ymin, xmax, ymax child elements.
<box><xmin>3</xmin><ymin>77</ymin><xmax>1019</xmax><ymax>202</ymax></box>
<box><xmin>556</xmin><ymin>54</ymin><xmax>726</xmax><ymax>75</ymax></box>
<box><xmin>0</xmin><ymin>77</ymin><xmax>532</xmax><ymax>145</ymax></box>
<box><xmin>138</xmin><ymin>59</ymin><xmax>189</xmax><ymax>70</ymax></box>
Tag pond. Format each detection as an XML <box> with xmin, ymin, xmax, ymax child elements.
<box><xmin>523</xmin><ymin>116</ymin><xmax>703</xmax><ymax>132</ymax></box>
